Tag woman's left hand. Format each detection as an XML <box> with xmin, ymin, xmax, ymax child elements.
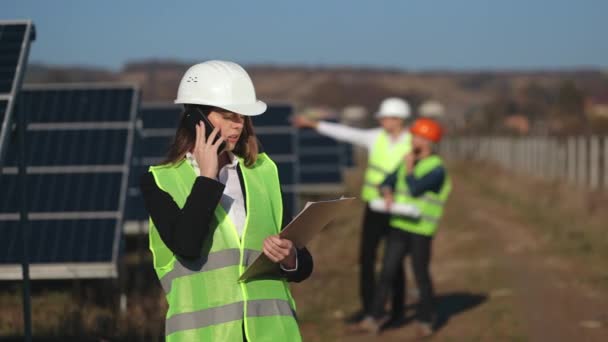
<box><xmin>263</xmin><ymin>235</ymin><xmax>297</xmax><ymax>269</ymax></box>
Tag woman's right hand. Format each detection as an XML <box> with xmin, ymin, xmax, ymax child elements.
<box><xmin>291</xmin><ymin>115</ymin><xmax>318</xmax><ymax>129</ymax></box>
<box><xmin>193</xmin><ymin>122</ymin><xmax>225</xmax><ymax>178</ymax></box>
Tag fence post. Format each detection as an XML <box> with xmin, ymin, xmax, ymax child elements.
<box><xmin>555</xmin><ymin>138</ymin><xmax>566</xmax><ymax>180</ymax></box>
<box><xmin>533</xmin><ymin>137</ymin><xmax>538</xmax><ymax>176</ymax></box>
<box><xmin>517</xmin><ymin>138</ymin><xmax>524</xmax><ymax>174</ymax></box>
<box><xmin>539</xmin><ymin>137</ymin><xmax>548</xmax><ymax>178</ymax></box>
<box><xmin>577</xmin><ymin>136</ymin><xmax>587</xmax><ymax>187</ymax></box>
<box><xmin>590</xmin><ymin>136</ymin><xmax>600</xmax><ymax>190</ymax></box>
<box><xmin>534</xmin><ymin>137</ymin><xmax>540</xmax><ymax>177</ymax></box>
<box><xmin>524</xmin><ymin>137</ymin><xmax>533</xmax><ymax>174</ymax></box>
<box><xmin>605</xmin><ymin>136</ymin><xmax>608</xmax><ymax>190</ymax></box>
<box><xmin>567</xmin><ymin>137</ymin><xmax>577</xmax><ymax>184</ymax></box>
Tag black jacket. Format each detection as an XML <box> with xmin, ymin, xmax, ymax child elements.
<box><xmin>140</xmin><ymin>161</ymin><xmax>313</xmax><ymax>283</ymax></box>
<box><xmin>382</xmin><ymin>161</ymin><xmax>446</xmax><ymax>196</ymax></box>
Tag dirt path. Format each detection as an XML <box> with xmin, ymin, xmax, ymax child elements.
<box><xmin>294</xmin><ymin>163</ymin><xmax>608</xmax><ymax>341</ymax></box>
<box><xmin>466</xmin><ymin>189</ymin><xmax>608</xmax><ymax>342</ymax></box>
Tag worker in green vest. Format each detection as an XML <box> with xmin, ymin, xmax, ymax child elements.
<box><xmin>141</xmin><ymin>60</ymin><xmax>313</xmax><ymax>341</ymax></box>
<box><xmin>360</xmin><ymin>118</ymin><xmax>451</xmax><ymax>337</ymax></box>
<box><xmin>293</xmin><ymin>98</ymin><xmax>412</xmax><ymax>325</ymax></box>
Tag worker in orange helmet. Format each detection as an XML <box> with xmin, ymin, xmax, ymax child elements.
<box><xmin>360</xmin><ymin>118</ymin><xmax>452</xmax><ymax>337</ymax></box>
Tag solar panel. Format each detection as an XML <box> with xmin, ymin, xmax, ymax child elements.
<box><xmin>0</xmin><ymin>20</ymin><xmax>35</xmax><ymax>169</ymax></box>
<box><xmin>341</xmin><ymin>143</ymin><xmax>355</xmax><ymax>167</ymax></box>
<box><xmin>296</xmin><ymin>127</ymin><xmax>345</xmax><ymax>192</ymax></box>
<box><xmin>0</xmin><ymin>83</ymin><xmax>140</xmax><ymax>280</ymax></box>
<box><xmin>125</xmin><ymin>103</ymin><xmax>300</xmax><ymax>234</ymax></box>
<box><xmin>123</xmin><ymin>103</ymin><xmax>176</xmax><ymax>235</ymax></box>
<box><xmin>252</xmin><ymin>104</ymin><xmax>299</xmax><ymax>216</ymax></box>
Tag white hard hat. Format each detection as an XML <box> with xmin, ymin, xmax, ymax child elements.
<box><xmin>375</xmin><ymin>97</ymin><xmax>411</xmax><ymax>119</ymax></box>
<box><xmin>175</xmin><ymin>60</ymin><xmax>267</xmax><ymax>116</ymax></box>
<box><xmin>419</xmin><ymin>100</ymin><xmax>445</xmax><ymax>118</ymax></box>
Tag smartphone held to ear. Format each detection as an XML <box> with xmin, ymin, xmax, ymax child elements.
<box><xmin>185</xmin><ymin>109</ymin><xmax>227</xmax><ymax>154</ymax></box>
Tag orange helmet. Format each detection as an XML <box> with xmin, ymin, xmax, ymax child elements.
<box><xmin>410</xmin><ymin>118</ymin><xmax>443</xmax><ymax>142</ymax></box>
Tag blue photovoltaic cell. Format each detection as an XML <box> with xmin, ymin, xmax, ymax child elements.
<box><xmin>297</xmin><ymin>127</ymin><xmax>344</xmax><ymax>184</ymax></box>
<box><xmin>0</xmin><ymin>23</ymin><xmax>27</xmax><ymax>94</ymax></box>
<box><xmin>251</xmin><ymin>104</ymin><xmax>291</xmax><ymax>127</ymax></box>
<box><xmin>124</xmin><ymin>189</ymin><xmax>148</xmax><ymax>221</ymax></box>
<box><xmin>0</xmin><ymin>22</ymin><xmax>34</xmax><ymax>168</ymax></box>
<box><xmin>123</xmin><ymin>148</ymin><xmax>149</xmax><ymax>222</ymax></box>
<box><xmin>0</xmin><ymin>85</ymin><xmax>138</xmax><ymax>273</ymax></box>
<box><xmin>3</xmin><ymin>130</ymin><xmax>128</xmax><ymax>167</ymax></box>
<box><xmin>281</xmin><ymin>193</ymin><xmax>294</xmax><ymax>220</ymax></box>
<box><xmin>0</xmin><ymin>100</ymin><xmax>6</xmax><ymax>122</ymax></box>
<box><xmin>124</xmin><ymin>105</ymin><xmax>180</xmax><ymax>224</ymax></box>
<box><xmin>299</xmin><ymin>170</ymin><xmax>342</xmax><ymax>184</ymax></box>
<box><xmin>257</xmin><ymin>133</ymin><xmax>295</xmax><ymax>155</ymax></box>
<box><xmin>298</xmin><ymin>130</ymin><xmax>339</xmax><ymax>147</ymax></box>
<box><xmin>0</xmin><ymin>220</ymin><xmax>115</xmax><ymax>263</ymax></box>
<box><xmin>275</xmin><ymin>161</ymin><xmax>295</xmax><ymax>185</ymax></box>
<box><xmin>341</xmin><ymin>144</ymin><xmax>354</xmax><ymax>167</ymax></box>
<box><xmin>140</xmin><ymin>105</ymin><xmax>181</xmax><ymax>129</ymax></box>
<box><xmin>140</xmin><ymin>136</ymin><xmax>172</xmax><ymax>158</ymax></box>
<box><xmin>300</xmin><ymin>153</ymin><xmax>342</xmax><ymax>164</ymax></box>
<box><xmin>0</xmin><ymin>173</ymin><xmax>123</xmax><ymax>213</ymax></box>
<box><xmin>19</xmin><ymin>88</ymin><xmax>135</xmax><ymax>123</ymax></box>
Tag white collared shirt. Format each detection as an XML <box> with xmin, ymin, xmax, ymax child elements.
<box><xmin>185</xmin><ymin>152</ymin><xmax>298</xmax><ymax>271</ymax></box>
<box><xmin>186</xmin><ymin>152</ymin><xmax>247</xmax><ymax>238</ymax></box>
<box><xmin>316</xmin><ymin>121</ymin><xmax>410</xmax><ymax>151</ymax></box>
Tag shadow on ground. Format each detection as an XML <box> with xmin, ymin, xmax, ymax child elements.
<box><xmin>434</xmin><ymin>292</ymin><xmax>487</xmax><ymax>331</ymax></box>
<box><xmin>382</xmin><ymin>291</ymin><xmax>487</xmax><ymax>332</ymax></box>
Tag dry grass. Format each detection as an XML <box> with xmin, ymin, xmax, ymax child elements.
<box><xmin>451</xmin><ymin>160</ymin><xmax>608</xmax><ymax>286</ymax></box>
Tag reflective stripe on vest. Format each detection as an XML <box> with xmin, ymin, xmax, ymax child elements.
<box><xmin>148</xmin><ymin>153</ymin><xmax>302</xmax><ymax>341</ymax></box>
<box><xmin>361</xmin><ymin>131</ymin><xmax>412</xmax><ymax>202</ymax></box>
<box><xmin>166</xmin><ymin>298</ymin><xmax>295</xmax><ymax>336</ymax></box>
<box><xmin>159</xmin><ymin>248</ymin><xmax>261</xmax><ymax>293</ymax></box>
<box><xmin>390</xmin><ymin>155</ymin><xmax>452</xmax><ymax>236</ymax></box>
<box><xmin>394</xmin><ymin>190</ymin><xmax>448</xmax><ymax>207</ymax></box>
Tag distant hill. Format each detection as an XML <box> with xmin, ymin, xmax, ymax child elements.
<box><xmin>23</xmin><ymin>60</ymin><xmax>608</xmax><ymax>134</ymax></box>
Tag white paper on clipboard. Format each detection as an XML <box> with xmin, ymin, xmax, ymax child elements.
<box><xmin>368</xmin><ymin>199</ymin><xmax>421</xmax><ymax>218</ymax></box>
<box><xmin>238</xmin><ymin>197</ymin><xmax>356</xmax><ymax>281</ymax></box>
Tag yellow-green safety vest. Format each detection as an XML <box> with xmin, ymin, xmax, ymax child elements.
<box><xmin>148</xmin><ymin>153</ymin><xmax>302</xmax><ymax>341</ymax></box>
<box><xmin>361</xmin><ymin>131</ymin><xmax>412</xmax><ymax>202</ymax></box>
<box><xmin>390</xmin><ymin>155</ymin><xmax>451</xmax><ymax>236</ymax></box>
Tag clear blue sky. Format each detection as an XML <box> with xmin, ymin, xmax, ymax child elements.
<box><xmin>3</xmin><ymin>0</ymin><xmax>608</xmax><ymax>71</ymax></box>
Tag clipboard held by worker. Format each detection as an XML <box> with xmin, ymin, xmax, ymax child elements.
<box><xmin>239</xmin><ymin>196</ymin><xmax>356</xmax><ymax>281</ymax></box>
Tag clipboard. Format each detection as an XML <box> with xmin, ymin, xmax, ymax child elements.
<box><xmin>238</xmin><ymin>197</ymin><xmax>355</xmax><ymax>281</ymax></box>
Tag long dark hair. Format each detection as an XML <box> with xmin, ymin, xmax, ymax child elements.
<box><xmin>162</xmin><ymin>104</ymin><xmax>259</xmax><ymax>167</ymax></box>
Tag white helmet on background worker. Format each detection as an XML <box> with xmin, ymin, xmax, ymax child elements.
<box><xmin>175</xmin><ymin>60</ymin><xmax>267</xmax><ymax>116</ymax></box>
<box><xmin>419</xmin><ymin>100</ymin><xmax>445</xmax><ymax>118</ymax></box>
<box><xmin>375</xmin><ymin>97</ymin><xmax>411</xmax><ymax>119</ymax></box>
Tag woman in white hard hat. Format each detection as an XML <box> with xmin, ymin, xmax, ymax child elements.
<box><xmin>141</xmin><ymin>60</ymin><xmax>312</xmax><ymax>341</ymax></box>
<box><xmin>293</xmin><ymin>98</ymin><xmax>412</xmax><ymax>326</ymax></box>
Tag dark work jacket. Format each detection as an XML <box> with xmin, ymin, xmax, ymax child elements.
<box><xmin>140</xmin><ymin>159</ymin><xmax>313</xmax><ymax>283</ymax></box>
<box><xmin>382</xmin><ymin>160</ymin><xmax>446</xmax><ymax>197</ymax></box>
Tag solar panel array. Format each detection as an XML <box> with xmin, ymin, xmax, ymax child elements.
<box><xmin>298</xmin><ymin>129</ymin><xmax>342</xmax><ymax>181</ymax></box>
<box><xmin>251</xmin><ymin>104</ymin><xmax>299</xmax><ymax>218</ymax></box>
<box><xmin>125</xmin><ymin>103</ymin><xmax>301</xmax><ymax>234</ymax></box>
<box><xmin>296</xmin><ymin>121</ymin><xmax>348</xmax><ymax>193</ymax></box>
<box><xmin>0</xmin><ymin>20</ymin><xmax>35</xmax><ymax>167</ymax></box>
<box><xmin>124</xmin><ymin>103</ymin><xmax>179</xmax><ymax>234</ymax></box>
<box><xmin>0</xmin><ymin>84</ymin><xmax>140</xmax><ymax>280</ymax></box>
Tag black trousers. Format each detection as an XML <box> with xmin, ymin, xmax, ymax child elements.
<box><xmin>371</xmin><ymin>228</ymin><xmax>435</xmax><ymax>323</ymax></box>
<box><xmin>359</xmin><ymin>205</ymin><xmax>405</xmax><ymax>317</ymax></box>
